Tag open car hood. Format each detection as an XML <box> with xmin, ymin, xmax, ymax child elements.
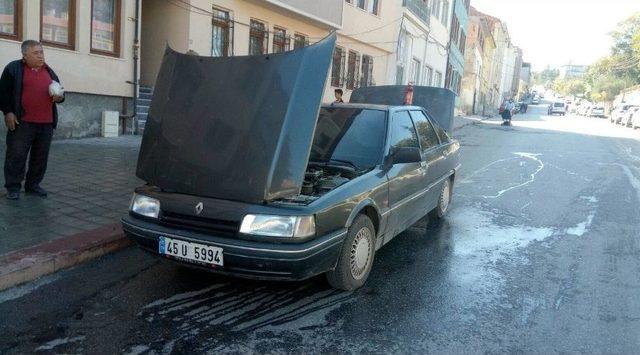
<box><xmin>349</xmin><ymin>85</ymin><xmax>456</xmax><ymax>131</ymax></box>
<box><xmin>136</xmin><ymin>33</ymin><xmax>336</xmax><ymax>204</ymax></box>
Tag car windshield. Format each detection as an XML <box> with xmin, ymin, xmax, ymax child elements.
<box><xmin>309</xmin><ymin>107</ymin><xmax>387</xmax><ymax>169</ymax></box>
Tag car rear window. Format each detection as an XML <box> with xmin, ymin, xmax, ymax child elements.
<box><xmin>554</xmin><ymin>103</ymin><xmax>565</xmax><ymax>107</ymax></box>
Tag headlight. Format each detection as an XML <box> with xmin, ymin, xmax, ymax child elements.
<box><xmin>130</xmin><ymin>194</ymin><xmax>160</xmax><ymax>218</ymax></box>
<box><xmin>239</xmin><ymin>214</ymin><xmax>315</xmax><ymax>238</ymax></box>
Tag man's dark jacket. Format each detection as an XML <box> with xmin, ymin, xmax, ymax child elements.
<box><xmin>0</xmin><ymin>60</ymin><xmax>64</xmax><ymax>129</ymax></box>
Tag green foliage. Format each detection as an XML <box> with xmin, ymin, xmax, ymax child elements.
<box><xmin>533</xmin><ymin>66</ymin><xmax>560</xmax><ymax>88</ymax></box>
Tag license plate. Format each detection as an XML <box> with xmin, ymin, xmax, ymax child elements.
<box><xmin>158</xmin><ymin>236</ymin><xmax>223</xmax><ymax>267</ymax></box>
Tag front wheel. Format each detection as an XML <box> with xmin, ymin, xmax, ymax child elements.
<box><xmin>430</xmin><ymin>178</ymin><xmax>452</xmax><ymax>219</ymax></box>
<box><xmin>326</xmin><ymin>215</ymin><xmax>376</xmax><ymax>291</ymax></box>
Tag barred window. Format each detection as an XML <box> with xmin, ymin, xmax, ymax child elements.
<box><xmin>249</xmin><ymin>19</ymin><xmax>267</xmax><ymax>55</ymax></box>
<box><xmin>212</xmin><ymin>8</ymin><xmax>232</xmax><ymax>57</ymax></box>
<box><xmin>346</xmin><ymin>50</ymin><xmax>361</xmax><ymax>90</ymax></box>
<box><xmin>331</xmin><ymin>46</ymin><xmax>346</xmax><ymax>87</ymax></box>
<box><xmin>273</xmin><ymin>27</ymin><xmax>289</xmax><ymax>53</ymax></box>
<box><xmin>361</xmin><ymin>55</ymin><xmax>374</xmax><ymax>87</ymax></box>
<box><xmin>293</xmin><ymin>33</ymin><xmax>308</xmax><ymax>49</ymax></box>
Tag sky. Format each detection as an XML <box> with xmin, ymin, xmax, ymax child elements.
<box><xmin>471</xmin><ymin>0</ymin><xmax>640</xmax><ymax>71</ymax></box>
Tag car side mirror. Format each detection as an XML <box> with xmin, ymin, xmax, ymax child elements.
<box><xmin>390</xmin><ymin>146</ymin><xmax>422</xmax><ymax>165</ymax></box>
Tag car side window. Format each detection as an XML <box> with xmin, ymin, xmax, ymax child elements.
<box><xmin>389</xmin><ymin>111</ymin><xmax>420</xmax><ymax>150</ymax></box>
<box><xmin>409</xmin><ymin>111</ymin><xmax>440</xmax><ymax>151</ymax></box>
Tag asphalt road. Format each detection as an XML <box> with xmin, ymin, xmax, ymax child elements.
<box><xmin>2</xmin><ymin>104</ymin><xmax>640</xmax><ymax>354</ymax></box>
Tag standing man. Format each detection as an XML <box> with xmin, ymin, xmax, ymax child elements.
<box><xmin>0</xmin><ymin>40</ymin><xmax>64</xmax><ymax>200</ymax></box>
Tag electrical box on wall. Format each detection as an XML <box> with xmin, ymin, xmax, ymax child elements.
<box><xmin>101</xmin><ymin>111</ymin><xmax>119</xmax><ymax>137</ymax></box>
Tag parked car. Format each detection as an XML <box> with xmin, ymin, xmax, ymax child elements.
<box><xmin>532</xmin><ymin>97</ymin><xmax>540</xmax><ymax>105</ymax></box>
<box><xmin>549</xmin><ymin>102</ymin><xmax>567</xmax><ymax>116</ymax></box>
<box><xmin>632</xmin><ymin>109</ymin><xmax>640</xmax><ymax>129</ymax></box>
<box><xmin>611</xmin><ymin>104</ymin><xmax>638</xmax><ymax>124</ymax></box>
<box><xmin>622</xmin><ymin>106</ymin><xmax>640</xmax><ymax>127</ymax></box>
<box><xmin>588</xmin><ymin>105</ymin><xmax>605</xmax><ymax>118</ymax></box>
<box><xmin>121</xmin><ymin>35</ymin><xmax>461</xmax><ymax>291</ymax></box>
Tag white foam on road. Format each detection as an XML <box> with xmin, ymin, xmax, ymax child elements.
<box><xmin>482</xmin><ymin>152</ymin><xmax>544</xmax><ymax>199</ymax></box>
<box><xmin>35</xmin><ymin>336</ymin><xmax>85</xmax><ymax>351</ymax></box>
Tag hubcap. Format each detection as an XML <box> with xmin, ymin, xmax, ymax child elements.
<box><xmin>350</xmin><ymin>227</ymin><xmax>372</xmax><ymax>280</ymax></box>
<box><xmin>440</xmin><ymin>181</ymin><xmax>450</xmax><ymax>213</ymax></box>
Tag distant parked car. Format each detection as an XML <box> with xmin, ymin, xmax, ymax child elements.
<box><xmin>611</xmin><ymin>104</ymin><xmax>638</xmax><ymax>124</ymax></box>
<box><xmin>632</xmin><ymin>109</ymin><xmax>640</xmax><ymax>129</ymax></box>
<box><xmin>588</xmin><ymin>105</ymin><xmax>605</xmax><ymax>118</ymax></box>
<box><xmin>532</xmin><ymin>97</ymin><xmax>540</xmax><ymax>105</ymax></box>
<box><xmin>549</xmin><ymin>102</ymin><xmax>566</xmax><ymax>116</ymax></box>
<box><xmin>622</xmin><ymin>107</ymin><xmax>640</xmax><ymax>127</ymax></box>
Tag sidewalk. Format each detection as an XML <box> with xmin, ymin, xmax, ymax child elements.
<box><xmin>0</xmin><ymin>135</ymin><xmax>142</xmax><ymax>290</ymax></box>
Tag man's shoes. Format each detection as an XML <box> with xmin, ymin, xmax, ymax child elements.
<box><xmin>6</xmin><ymin>191</ymin><xmax>20</xmax><ymax>200</ymax></box>
<box><xmin>25</xmin><ymin>186</ymin><xmax>48</xmax><ymax>198</ymax></box>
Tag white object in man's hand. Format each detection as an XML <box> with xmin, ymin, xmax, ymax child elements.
<box><xmin>48</xmin><ymin>81</ymin><xmax>64</xmax><ymax>97</ymax></box>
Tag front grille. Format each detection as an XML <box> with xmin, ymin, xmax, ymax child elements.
<box><xmin>159</xmin><ymin>211</ymin><xmax>239</xmax><ymax>236</ymax></box>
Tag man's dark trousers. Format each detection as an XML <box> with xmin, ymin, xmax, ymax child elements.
<box><xmin>4</xmin><ymin>121</ymin><xmax>53</xmax><ymax>192</ymax></box>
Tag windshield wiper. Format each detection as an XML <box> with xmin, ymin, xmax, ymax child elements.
<box><xmin>328</xmin><ymin>159</ymin><xmax>359</xmax><ymax>170</ymax></box>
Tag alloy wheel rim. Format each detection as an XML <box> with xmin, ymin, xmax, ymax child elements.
<box><xmin>350</xmin><ymin>227</ymin><xmax>372</xmax><ymax>280</ymax></box>
<box><xmin>441</xmin><ymin>181</ymin><xmax>450</xmax><ymax>213</ymax></box>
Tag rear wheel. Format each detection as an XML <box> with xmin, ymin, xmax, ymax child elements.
<box><xmin>430</xmin><ymin>178</ymin><xmax>452</xmax><ymax>219</ymax></box>
<box><xmin>326</xmin><ymin>215</ymin><xmax>376</xmax><ymax>291</ymax></box>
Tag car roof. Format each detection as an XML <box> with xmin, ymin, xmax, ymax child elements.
<box><xmin>321</xmin><ymin>103</ymin><xmax>428</xmax><ymax>111</ymax></box>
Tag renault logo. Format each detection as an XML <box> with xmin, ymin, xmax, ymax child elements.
<box><xmin>195</xmin><ymin>202</ymin><xmax>204</xmax><ymax>215</ymax></box>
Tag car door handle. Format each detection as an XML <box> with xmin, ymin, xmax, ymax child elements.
<box><xmin>420</xmin><ymin>161</ymin><xmax>428</xmax><ymax>168</ymax></box>
<box><xmin>442</xmin><ymin>150</ymin><xmax>450</xmax><ymax>157</ymax></box>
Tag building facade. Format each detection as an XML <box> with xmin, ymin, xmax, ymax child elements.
<box><xmin>559</xmin><ymin>64</ymin><xmax>588</xmax><ymax>79</ymax></box>
<box><xmin>0</xmin><ymin>0</ymin><xmax>137</xmax><ymax>139</ymax></box>
<box><xmin>444</xmin><ymin>0</ymin><xmax>469</xmax><ymax>102</ymax></box>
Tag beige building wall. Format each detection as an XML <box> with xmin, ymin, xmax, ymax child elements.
<box><xmin>140</xmin><ymin>0</ymin><xmax>190</xmax><ymax>86</ymax></box>
<box><xmin>0</xmin><ymin>0</ymin><xmax>137</xmax><ymax>98</ymax></box>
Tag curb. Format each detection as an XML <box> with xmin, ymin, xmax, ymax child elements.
<box><xmin>452</xmin><ymin>116</ymin><xmax>486</xmax><ymax>131</ymax></box>
<box><xmin>0</xmin><ymin>223</ymin><xmax>130</xmax><ymax>291</ymax></box>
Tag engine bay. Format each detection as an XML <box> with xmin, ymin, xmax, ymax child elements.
<box><xmin>274</xmin><ymin>163</ymin><xmax>361</xmax><ymax>205</ymax></box>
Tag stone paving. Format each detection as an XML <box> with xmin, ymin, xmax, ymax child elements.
<box><xmin>0</xmin><ymin>136</ymin><xmax>142</xmax><ymax>255</ymax></box>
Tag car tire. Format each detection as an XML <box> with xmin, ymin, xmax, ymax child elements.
<box><xmin>430</xmin><ymin>178</ymin><xmax>452</xmax><ymax>219</ymax></box>
<box><xmin>326</xmin><ymin>214</ymin><xmax>376</xmax><ymax>291</ymax></box>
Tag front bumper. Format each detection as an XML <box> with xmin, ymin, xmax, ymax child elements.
<box><xmin>121</xmin><ymin>215</ymin><xmax>346</xmax><ymax>281</ymax></box>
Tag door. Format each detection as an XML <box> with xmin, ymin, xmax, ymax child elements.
<box><xmin>409</xmin><ymin>110</ymin><xmax>447</xmax><ymax>211</ymax></box>
<box><xmin>386</xmin><ymin>110</ymin><xmax>425</xmax><ymax>240</ymax></box>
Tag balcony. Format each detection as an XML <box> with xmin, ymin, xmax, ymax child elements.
<box><xmin>263</xmin><ymin>0</ymin><xmax>343</xmax><ymax>29</ymax></box>
<box><xmin>403</xmin><ymin>0</ymin><xmax>430</xmax><ymax>26</ymax></box>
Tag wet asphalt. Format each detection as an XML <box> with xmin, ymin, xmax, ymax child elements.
<box><xmin>1</xmin><ymin>104</ymin><xmax>640</xmax><ymax>354</ymax></box>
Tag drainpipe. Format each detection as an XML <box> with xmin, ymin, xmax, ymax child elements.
<box><xmin>120</xmin><ymin>0</ymin><xmax>141</xmax><ymax>134</ymax></box>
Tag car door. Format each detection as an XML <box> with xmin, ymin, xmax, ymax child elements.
<box><xmin>409</xmin><ymin>110</ymin><xmax>447</xmax><ymax>211</ymax></box>
<box><xmin>385</xmin><ymin>110</ymin><xmax>426</xmax><ymax>241</ymax></box>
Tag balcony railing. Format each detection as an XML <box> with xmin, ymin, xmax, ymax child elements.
<box><xmin>403</xmin><ymin>0</ymin><xmax>430</xmax><ymax>26</ymax></box>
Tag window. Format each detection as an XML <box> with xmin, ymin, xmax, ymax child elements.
<box><xmin>41</xmin><ymin>0</ymin><xmax>76</xmax><ymax>49</ymax></box>
<box><xmin>361</xmin><ymin>55</ymin><xmax>374</xmax><ymax>87</ymax></box>
<box><xmin>459</xmin><ymin>31</ymin><xmax>466</xmax><ymax>54</ymax></box>
<box><xmin>91</xmin><ymin>0</ymin><xmax>120</xmax><ymax>55</ymax></box>
<box><xmin>272</xmin><ymin>27</ymin><xmax>288</xmax><ymax>53</ymax></box>
<box><xmin>409</xmin><ymin>58</ymin><xmax>421</xmax><ymax>84</ymax></box>
<box><xmin>409</xmin><ymin>111</ymin><xmax>440</xmax><ymax>151</ymax></box>
<box><xmin>356</xmin><ymin>0</ymin><xmax>366</xmax><ymax>10</ymax></box>
<box><xmin>390</xmin><ymin>111</ymin><xmax>419</xmax><ymax>150</ymax></box>
<box><xmin>396</xmin><ymin>65</ymin><xmax>404</xmax><ymax>85</ymax></box>
<box><xmin>441</xmin><ymin>0</ymin><xmax>449</xmax><ymax>25</ymax></box>
<box><xmin>434</xmin><ymin>71</ymin><xmax>443</xmax><ymax>87</ymax></box>
<box><xmin>367</xmin><ymin>0</ymin><xmax>379</xmax><ymax>15</ymax></box>
<box><xmin>212</xmin><ymin>7</ymin><xmax>232</xmax><ymax>57</ymax></box>
<box><xmin>331</xmin><ymin>46</ymin><xmax>346</xmax><ymax>87</ymax></box>
<box><xmin>424</xmin><ymin>65</ymin><xmax>433</xmax><ymax>86</ymax></box>
<box><xmin>249</xmin><ymin>19</ymin><xmax>267</xmax><ymax>55</ymax></box>
<box><xmin>311</xmin><ymin>108</ymin><xmax>387</xmax><ymax>168</ymax></box>
<box><xmin>346</xmin><ymin>50</ymin><xmax>360</xmax><ymax>90</ymax></box>
<box><xmin>293</xmin><ymin>33</ymin><xmax>308</xmax><ymax>49</ymax></box>
<box><xmin>0</xmin><ymin>0</ymin><xmax>21</xmax><ymax>40</ymax></box>
<box><xmin>429</xmin><ymin>115</ymin><xmax>450</xmax><ymax>143</ymax></box>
